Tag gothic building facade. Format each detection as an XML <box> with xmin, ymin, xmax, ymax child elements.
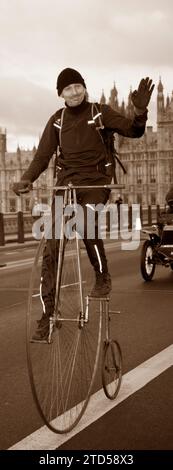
<box><xmin>103</xmin><ymin>78</ymin><xmax>173</xmax><ymax>206</ymax></box>
<box><xmin>0</xmin><ymin>132</ymin><xmax>54</xmax><ymax>212</ymax></box>
<box><xmin>0</xmin><ymin>79</ymin><xmax>173</xmax><ymax>212</ymax></box>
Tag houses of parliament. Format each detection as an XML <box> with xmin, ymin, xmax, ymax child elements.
<box><xmin>0</xmin><ymin>78</ymin><xmax>173</xmax><ymax>212</ymax></box>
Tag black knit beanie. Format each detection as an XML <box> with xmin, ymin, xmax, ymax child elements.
<box><xmin>56</xmin><ymin>68</ymin><xmax>86</xmax><ymax>96</ymax></box>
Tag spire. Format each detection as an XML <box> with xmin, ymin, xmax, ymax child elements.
<box><xmin>16</xmin><ymin>143</ymin><xmax>22</xmax><ymax>170</ymax></box>
<box><xmin>110</xmin><ymin>81</ymin><xmax>118</xmax><ymax>98</ymax></box>
<box><xmin>157</xmin><ymin>77</ymin><xmax>164</xmax><ymax>122</ymax></box>
<box><xmin>109</xmin><ymin>82</ymin><xmax>118</xmax><ymax>110</ymax></box>
<box><xmin>0</xmin><ymin>128</ymin><xmax>6</xmax><ymax>167</ymax></box>
<box><xmin>158</xmin><ymin>76</ymin><xmax>163</xmax><ymax>93</ymax></box>
<box><xmin>126</xmin><ymin>87</ymin><xmax>134</xmax><ymax>117</ymax></box>
<box><xmin>100</xmin><ymin>89</ymin><xmax>106</xmax><ymax>105</ymax></box>
<box><xmin>120</xmin><ymin>99</ymin><xmax>125</xmax><ymax>115</ymax></box>
<box><xmin>128</xmin><ymin>86</ymin><xmax>132</xmax><ymax>101</ymax></box>
<box><xmin>113</xmin><ymin>81</ymin><xmax>117</xmax><ymax>94</ymax></box>
<box><xmin>166</xmin><ymin>95</ymin><xmax>170</xmax><ymax>108</ymax></box>
<box><xmin>17</xmin><ymin>144</ymin><xmax>21</xmax><ymax>155</ymax></box>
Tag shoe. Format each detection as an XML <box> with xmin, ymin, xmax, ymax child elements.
<box><xmin>31</xmin><ymin>313</ymin><xmax>50</xmax><ymax>343</ymax></box>
<box><xmin>90</xmin><ymin>272</ymin><xmax>112</xmax><ymax>297</ymax></box>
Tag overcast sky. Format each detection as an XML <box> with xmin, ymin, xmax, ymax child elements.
<box><xmin>0</xmin><ymin>0</ymin><xmax>173</xmax><ymax>151</ymax></box>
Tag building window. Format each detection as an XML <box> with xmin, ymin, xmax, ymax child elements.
<box><xmin>136</xmin><ymin>164</ymin><xmax>142</xmax><ymax>184</ymax></box>
<box><xmin>170</xmin><ymin>161</ymin><xmax>173</xmax><ymax>183</ymax></box>
<box><xmin>9</xmin><ymin>170</ymin><xmax>16</xmax><ymax>183</ymax></box>
<box><xmin>137</xmin><ymin>194</ymin><xmax>142</xmax><ymax>204</ymax></box>
<box><xmin>150</xmin><ymin>164</ymin><xmax>156</xmax><ymax>183</ymax></box>
<box><xmin>25</xmin><ymin>199</ymin><xmax>30</xmax><ymax>212</ymax></box>
<box><xmin>9</xmin><ymin>199</ymin><xmax>16</xmax><ymax>212</ymax></box>
<box><xmin>41</xmin><ymin>197</ymin><xmax>48</xmax><ymax>204</ymax></box>
<box><xmin>123</xmin><ymin>195</ymin><xmax>128</xmax><ymax>204</ymax></box>
<box><xmin>151</xmin><ymin>193</ymin><xmax>156</xmax><ymax>205</ymax></box>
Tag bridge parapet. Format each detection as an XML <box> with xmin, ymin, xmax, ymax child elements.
<box><xmin>0</xmin><ymin>205</ymin><xmax>165</xmax><ymax>246</ymax></box>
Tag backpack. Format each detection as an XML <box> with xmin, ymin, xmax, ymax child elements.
<box><xmin>53</xmin><ymin>103</ymin><xmax>127</xmax><ymax>183</ymax></box>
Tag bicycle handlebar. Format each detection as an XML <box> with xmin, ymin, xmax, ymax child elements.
<box><xmin>17</xmin><ymin>183</ymin><xmax>124</xmax><ymax>195</ymax></box>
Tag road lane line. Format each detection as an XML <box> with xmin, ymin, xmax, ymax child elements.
<box><xmin>1</xmin><ymin>242</ymin><xmax>123</xmax><ymax>272</ymax></box>
<box><xmin>1</xmin><ymin>259</ymin><xmax>34</xmax><ymax>270</ymax></box>
<box><xmin>9</xmin><ymin>344</ymin><xmax>173</xmax><ymax>450</ymax></box>
<box><xmin>111</xmin><ymin>289</ymin><xmax>173</xmax><ymax>294</ymax></box>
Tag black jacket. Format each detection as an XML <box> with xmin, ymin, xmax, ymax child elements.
<box><xmin>22</xmin><ymin>99</ymin><xmax>148</xmax><ymax>185</ymax></box>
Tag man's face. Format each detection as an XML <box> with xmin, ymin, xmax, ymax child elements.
<box><xmin>61</xmin><ymin>83</ymin><xmax>86</xmax><ymax>107</ymax></box>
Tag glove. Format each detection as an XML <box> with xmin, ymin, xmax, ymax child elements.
<box><xmin>12</xmin><ymin>180</ymin><xmax>32</xmax><ymax>196</ymax></box>
<box><xmin>131</xmin><ymin>77</ymin><xmax>155</xmax><ymax>112</ymax></box>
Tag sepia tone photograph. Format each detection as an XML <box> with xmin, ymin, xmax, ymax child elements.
<box><xmin>0</xmin><ymin>0</ymin><xmax>173</xmax><ymax>465</ymax></box>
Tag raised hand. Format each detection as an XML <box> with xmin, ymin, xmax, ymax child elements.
<box><xmin>12</xmin><ymin>180</ymin><xmax>32</xmax><ymax>196</ymax></box>
<box><xmin>131</xmin><ymin>77</ymin><xmax>155</xmax><ymax>111</ymax></box>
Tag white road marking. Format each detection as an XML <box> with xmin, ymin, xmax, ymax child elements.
<box><xmin>5</xmin><ymin>248</ymin><xmax>36</xmax><ymax>255</ymax></box>
<box><xmin>9</xmin><ymin>344</ymin><xmax>173</xmax><ymax>450</ymax></box>
<box><xmin>1</xmin><ymin>258</ymin><xmax>34</xmax><ymax>270</ymax></box>
<box><xmin>0</xmin><ymin>242</ymin><xmax>123</xmax><ymax>272</ymax></box>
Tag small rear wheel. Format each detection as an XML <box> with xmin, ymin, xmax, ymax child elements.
<box><xmin>102</xmin><ymin>340</ymin><xmax>122</xmax><ymax>400</ymax></box>
<box><xmin>140</xmin><ymin>240</ymin><xmax>156</xmax><ymax>281</ymax></box>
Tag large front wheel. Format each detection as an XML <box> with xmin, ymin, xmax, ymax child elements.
<box><xmin>140</xmin><ymin>240</ymin><xmax>156</xmax><ymax>281</ymax></box>
<box><xmin>27</xmin><ymin>237</ymin><xmax>102</xmax><ymax>433</ymax></box>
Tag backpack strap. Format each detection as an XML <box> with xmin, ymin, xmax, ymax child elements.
<box><xmin>59</xmin><ymin>108</ymin><xmax>65</xmax><ymax>149</ymax></box>
<box><xmin>90</xmin><ymin>103</ymin><xmax>104</xmax><ymax>128</ymax></box>
<box><xmin>55</xmin><ymin>104</ymin><xmax>103</xmax><ymax>146</ymax></box>
<box><xmin>53</xmin><ymin>104</ymin><xmax>127</xmax><ymax>182</ymax></box>
<box><xmin>53</xmin><ymin>108</ymin><xmax>65</xmax><ymax>178</ymax></box>
<box><xmin>91</xmin><ymin>103</ymin><xmax>127</xmax><ymax>182</ymax></box>
<box><xmin>53</xmin><ymin>107</ymin><xmax>66</xmax><ymax>149</ymax></box>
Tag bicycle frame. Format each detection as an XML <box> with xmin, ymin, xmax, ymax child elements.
<box><xmin>53</xmin><ymin>187</ymin><xmax>86</xmax><ymax>333</ymax></box>
<box><xmin>26</xmin><ymin>183</ymin><xmax>123</xmax><ymax>432</ymax></box>
<box><xmin>53</xmin><ymin>183</ymin><xmax>124</xmax><ymax>333</ymax></box>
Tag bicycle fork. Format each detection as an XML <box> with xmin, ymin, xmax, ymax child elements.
<box><xmin>48</xmin><ymin>188</ymin><xmax>86</xmax><ymax>339</ymax></box>
<box><xmin>73</xmin><ymin>188</ymin><xmax>85</xmax><ymax>327</ymax></box>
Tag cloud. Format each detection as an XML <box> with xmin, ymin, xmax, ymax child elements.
<box><xmin>1</xmin><ymin>0</ymin><xmax>173</xmax><ymax>72</ymax></box>
<box><xmin>0</xmin><ymin>77</ymin><xmax>63</xmax><ymax>148</ymax></box>
<box><xmin>0</xmin><ymin>0</ymin><xmax>173</xmax><ymax>149</ymax></box>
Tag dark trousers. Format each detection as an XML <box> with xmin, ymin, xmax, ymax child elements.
<box><xmin>41</xmin><ymin>188</ymin><xmax>109</xmax><ymax>315</ymax></box>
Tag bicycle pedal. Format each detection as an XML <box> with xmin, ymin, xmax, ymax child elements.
<box><xmin>86</xmin><ymin>295</ymin><xmax>110</xmax><ymax>301</ymax></box>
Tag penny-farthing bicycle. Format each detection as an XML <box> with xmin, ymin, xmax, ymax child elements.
<box><xmin>26</xmin><ymin>184</ymin><xmax>123</xmax><ymax>434</ymax></box>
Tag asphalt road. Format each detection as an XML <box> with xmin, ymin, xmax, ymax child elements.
<box><xmin>0</xmin><ymin>241</ymin><xmax>173</xmax><ymax>451</ymax></box>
